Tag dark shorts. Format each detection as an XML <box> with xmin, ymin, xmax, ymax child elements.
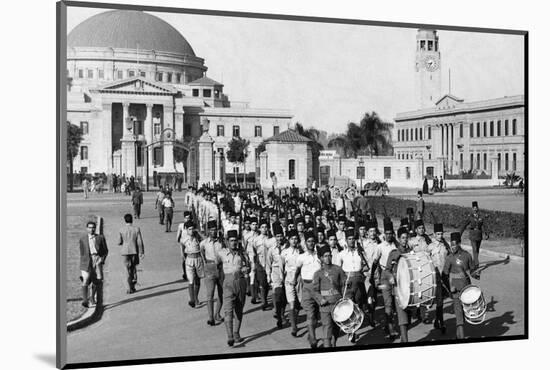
<box><xmin>301</xmin><ymin>283</ymin><xmax>319</xmax><ymax>321</ymax></box>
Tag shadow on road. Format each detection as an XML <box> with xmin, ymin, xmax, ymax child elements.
<box><xmin>104</xmin><ymin>285</ymin><xmax>187</xmax><ymax>311</ymax></box>
<box><xmin>477</xmin><ymin>256</ymin><xmax>510</xmax><ymax>275</ymax></box>
<box><xmin>132</xmin><ymin>279</ymin><xmax>182</xmax><ymax>293</ymax></box>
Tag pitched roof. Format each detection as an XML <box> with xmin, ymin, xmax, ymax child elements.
<box><xmin>435</xmin><ymin>94</ymin><xmax>464</xmax><ymax>105</ymax></box>
<box><xmin>188</xmin><ymin>76</ymin><xmax>223</xmax><ymax>86</ymax></box>
<box><xmin>265</xmin><ymin>130</ymin><xmax>312</xmax><ymax>143</ymax></box>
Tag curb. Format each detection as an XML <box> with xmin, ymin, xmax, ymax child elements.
<box><xmin>461</xmin><ymin>243</ymin><xmax>524</xmax><ymax>263</ymax></box>
<box><xmin>67</xmin><ymin>285</ymin><xmax>104</xmax><ymax>332</ymax></box>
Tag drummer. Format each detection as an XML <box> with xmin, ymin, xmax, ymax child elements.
<box><xmin>426</xmin><ymin>223</ymin><xmax>449</xmax><ymax>333</ymax></box>
<box><xmin>359</xmin><ymin>220</ymin><xmax>382</xmax><ymax>327</ymax></box>
<box><xmin>377</xmin><ymin>220</ymin><xmax>399</xmax><ymax>339</ymax></box>
<box><xmin>294</xmin><ymin>231</ymin><xmax>322</xmax><ymax>348</ymax></box>
<box><xmin>442</xmin><ymin>231</ymin><xmax>479</xmax><ymax>339</ymax></box>
<box><xmin>392</xmin><ymin>227</ymin><xmax>415</xmax><ymax>342</ymax></box>
<box><xmin>335</xmin><ymin>228</ymin><xmax>369</xmax><ymax>343</ymax></box>
<box><xmin>312</xmin><ymin>245</ymin><xmax>347</xmax><ymax>348</ymax></box>
<box><xmin>409</xmin><ymin>219</ymin><xmax>432</xmax><ymax>253</ymax></box>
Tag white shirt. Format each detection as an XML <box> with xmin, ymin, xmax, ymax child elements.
<box><xmin>359</xmin><ymin>237</ymin><xmax>381</xmax><ymax>267</ymax></box>
<box><xmin>88</xmin><ymin>234</ymin><xmax>98</xmax><ymax>254</ymax></box>
<box><xmin>337</xmin><ymin>248</ymin><xmax>365</xmax><ymax>273</ymax></box>
<box><xmin>296</xmin><ymin>251</ymin><xmax>321</xmax><ymax>280</ymax></box>
<box><xmin>281</xmin><ymin>247</ymin><xmax>301</xmax><ymax>282</ymax></box>
<box><xmin>161</xmin><ymin>198</ymin><xmax>174</xmax><ymax>208</ymax></box>
<box><xmin>377</xmin><ymin>241</ymin><xmax>398</xmax><ymax>269</ymax></box>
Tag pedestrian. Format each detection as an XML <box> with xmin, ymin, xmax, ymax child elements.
<box><xmin>426</xmin><ymin>223</ymin><xmax>449</xmax><ymax>334</ymax></box>
<box><xmin>442</xmin><ymin>231</ymin><xmax>479</xmax><ymax>339</ymax></box>
<box><xmin>113</xmin><ymin>174</ymin><xmax>118</xmax><ymax>193</ymax></box>
<box><xmin>439</xmin><ymin>176</ymin><xmax>444</xmax><ymax>192</ymax></box>
<box><xmin>162</xmin><ymin>192</ymin><xmax>175</xmax><ymax>232</ymax></box>
<box><xmin>155</xmin><ymin>187</ymin><xmax>166</xmax><ymax>225</ymax></box>
<box><xmin>82</xmin><ymin>177</ymin><xmax>89</xmax><ymax>199</ymax></box>
<box><xmin>432</xmin><ymin>177</ymin><xmax>438</xmax><ymax>193</ymax></box>
<box><xmin>416</xmin><ymin>190</ymin><xmax>425</xmax><ymax>220</ymax></box>
<box><xmin>460</xmin><ymin>201</ymin><xmax>484</xmax><ymax>270</ymax></box>
<box><xmin>312</xmin><ymin>244</ymin><xmax>346</xmax><ymax>347</ymax></box>
<box><xmin>182</xmin><ymin>221</ymin><xmax>204</xmax><ymax>307</ymax></box>
<box><xmin>422</xmin><ymin>177</ymin><xmax>429</xmax><ymax>194</ymax></box>
<box><xmin>131</xmin><ymin>187</ymin><xmax>143</xmax><ymax>219</ymax></box>
<box><xmin>79</xmin><ymin>221</ymin><xmax>108</xmax><ymax>307</ymax></box>
<box><xmin>117</xmin><ymin>214</ymin><xmax>145</xmax><ymax>294</ymax></box>
<box><xmin>200</xmin><ymin>220</ymin><xmax>224</xmax><ymax>326</ymax></box>
<box><xmin>216</xmin><ymin>230</ymin><xmax>249</xmax><ymax>347</ymax></box>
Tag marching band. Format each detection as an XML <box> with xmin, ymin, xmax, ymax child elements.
<box><xmin>172</xmin><ymin>183</ymin><xmax>485</xmax><ymax>347</ymax></box>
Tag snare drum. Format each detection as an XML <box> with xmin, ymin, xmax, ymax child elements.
<box><xmin>395</xmin><ymin>251</ymin><xmax>436</xmax><ymax>309</ymax></box>
<box><xmin>459</xmin><ymin>285</ymin><xmax>487</xmax><ymax>325</ymax></box>
<box><xmin>331</xmin><ymin>298</ymin><xmax>364</xmax><ymax>334</ymax></box>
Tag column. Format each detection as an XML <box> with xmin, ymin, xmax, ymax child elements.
<box><xmin>450</xmin><ymin>123</ymin><xmax>454</xmax><ymax>174</ymax></box>
<box><xmin>102</xmin><ymin>102</ymin><xmax>113</xmax><ymax>172</ymax></box>
<box><xmin>440</xmin><ymin>124</ymin><xmax>444</xmax><ymax>157</ymax></box>
<box><xmin>198</xmin><ymin>130</ymin><xmax>214</xmax><ymax>186</ymax></box>
<box><xmin>121</xmin><ymin>102</ymin><xmax>136</xmax><ymax>177</ymax></box>
<box><xmin>145</xmin><ymin>104</ymin><xmax>153</xmax><ymax>145</ymax></box>
<box><xmin>214</xmin><ymin>151</ymin><xmax>222</xmax><ymax>183</ymax></box>
<box><xmin>122</xmin><ymin>102</ymin><xmax>131</xmax><ymax>138</ymax></box>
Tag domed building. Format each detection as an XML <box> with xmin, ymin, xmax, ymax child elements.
<box><xmin>67</xmin><ymin>10</ymin><xmax>292</xmax><ymax>186</ymax></box>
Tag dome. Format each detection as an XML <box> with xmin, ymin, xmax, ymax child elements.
<box><xmin>68</xmin><ymin>10</ymin><xmax>196</xmax><ymax>56</ymax></box>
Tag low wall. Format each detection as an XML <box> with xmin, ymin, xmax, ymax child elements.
<box><xmin>445</xmin><ymin>178</ymin><xmax>501</xmax><ymax>188</ymax></box>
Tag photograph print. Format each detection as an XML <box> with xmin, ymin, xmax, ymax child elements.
<box><xmin>58</xmin><ymin>1</ymin><xmax>527</xmax><ymax>368</ymax></box>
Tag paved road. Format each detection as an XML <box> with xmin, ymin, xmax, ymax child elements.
<box><xmin>66</xmin><ymin>192</ymin><xmax>525</xmax><ymax>365</ymax></box>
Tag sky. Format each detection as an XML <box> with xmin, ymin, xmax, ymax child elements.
<box><xmin>67</xmin><ymin>7</ymin><xmax>524</xmax><ymax>134</ymax></box>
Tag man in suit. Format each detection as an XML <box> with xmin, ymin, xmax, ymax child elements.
<box><xmin>117</xmin><ymin>214</ymin><xmax>145</xmax><ymax>294</ymax></box>
<box><xmin>79</xmin><ymin>221</ymin><xmax>108</xmax><ymax>308</ymax></box>
<box><xmin>131</xmin><ymin>187</ymin><xmax>144</xmax><ymax>219</ymax></box>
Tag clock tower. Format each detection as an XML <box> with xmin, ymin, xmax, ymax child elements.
<box><xmin>415</xmin><ymin>29</ymin><xmax>442</xmax><ymax>108</ymax></box>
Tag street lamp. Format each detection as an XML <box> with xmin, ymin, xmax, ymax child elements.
<box><xmin>358</xmin><ymin>157</ymin><xmax>365</xmax><ymax>190</ymax></box>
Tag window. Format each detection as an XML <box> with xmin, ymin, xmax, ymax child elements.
<box><xmin>420</xmin><ymin>128</ymin><xmax>423</xmax><ymax>140</ymax></box>
<box><xmin>167</xmin><ymin>72</ymin><xmax>172</xmax><ymax>83</ymax></box>
<box><xmin>154</xmin><ymin>123</ymin><xmax>161</xmax><ymax>135</ymax></box>
<box><xmin>470</xmin><ymin>153</ymin><xmax>474</xmax><ymax>171</ymax></box>
<box><xmin>184</xmin><ymin>123</ymin><xmax>191</xmax><ymax>136</ymax></box>
<box><xmin>384</xmin><ymin>167</ymin><xmax>391</xmax><ymax>179</ymax></box>
<box><xmin>128</xmin><ymin>70</ymin><xmax>135</xmax><ymax>78</ymax></box>
<box><xmin>460</xmin><ymin>124</ymin><xmax>463</xmax><ymax>138</ymax></box>
<box><xmin>217</xmin><ymin>125</ymin><xmax>225</xmax><ymax>137</ymax></box>
<box><xmin>410</xmin><ymin>128</ymin><xmax>413</xmax><ymax>141</ymax></box>
<box><xmin>428</xmin><ymin>126</ymin><xmax>431</xmax><ymax>140</ymax></box>
<box><xmin>233</xmin><ymin>167</ymin><xmax>240</xmax><ymax>174</ymax></box>
<box><xmin>476</xmin><ymin>122</ymin><xmax>480</xmax><ymax>137</ymax></box>
<box><xmin>483</xmin><ymin>122</ymin><xmax>487</xmax><ymax>137</ymax></box>
<box><xmin>397</xmin><ymin>130</ymin><xmax>400</xmax><ymax>141</ymax></box>
<box><xmin>405</xmin><ymin>167</ymin><xmax>411</xmax><ymax>179</ymax></box>
<box><xmin>80</xmin><ymin>167</ymin><xmax>88</xmax><ymax>174</ymax></box>
<box><xmin>232</xmin><ymin>125</ymin><xmax>240</xmax><ymax>137</ymax></box>
<box><xmin>505</xmin><ymin>120</ymin><xmax>509</xmax><ymax>136</ymax></box>
<box><xmin>505</xmin><ymin>153</ymin><xmax>509</xmax><ymax>171</ymax></box>
<box><xmin>470</xmin><ymin>123</ymin><xmax>473</xmax><ymax>138</ymax></box>
<box><xmin>136</xmin><ymin>143</ymin><xmax>143</xmax><ymax>166</ymax></box>
<box><xmin>98</xmin><ymin>69</ymin><xmax>104</xmax><ymax>79</ymax></box>
<box><xmin>512</xmin><ymin>119</ymin><xmax>517</xmax><ymax>135</ymax></box>
<box><xmin>86</xmin><ymin>69</ymin><xmax>93</xmax><ymax>79</ymax></box>
<box><xmin>428</xmin><ymin>153</ymin><xmax>431</xmax><ymax>160</ymax></box>
<box><xmin>153</xmin><ymin>147</ymin><xmax>163</xmax><ymax>166</ymax></box>
<box><xmin>214</xmin><ymin>89</ymin><xmax>220</xmax><ymax>98</ymax></box>
<box><xmin>490</xmin><ymin>121</ymin><xmax>494</xmax><ymax>136</ymax></box>
<box><xmin>117</xmin><ymin>70</ymin><xmax>123</xmax><ymax>79</ymax></box>
<box><xmin>406</xmin><ymin>130</ymin><xmax>409</xmax><ymax>141</ymax></box>
<box><xmin>192</xmin><ymin>89</ymin><xmax>199</xmax><ymax>97</ymax></box>
<box><xmin>497</xmin><ymin>120</ymin><xmax>501</xmax><ymax>136</ymax></box>
<box><xmin>80</xmin><ymin>121</ymin><xmax>89</xmax><ymax>135</ymax></box>
<box><xmin>428</xmin><ymin>40</ymin><xmax>433</xmax><ymax>51</ymax></box>
<box><xmin>140</xmin><ymin>71</ymin><xmax>146</xmax><ymax>77</ymax></box>
<box><xmin>80</xmin><ymin>146</ymin><xmax>88</xmax><ymax>160</ymax></box>
<box><xmin>513</xmin><ymin>153</ymin><xmax>517</xmax><ymax>171</ymax></box>
<box><xmin>357</xmin><ymin>166</ymin><xmax>365</xmax><ymax>179</ymax></box>
<box><xmin>476</xmin><ymin>153</ymin><xmax>480</xmax><ymax>170</ymax></box>
<box><xmin>397</xmin><ymin>153</ymin><xmax>400</xmax><ymax>159</ymax></box>
<box><xmin>289</xmin><ymin>159</ymin><xmax>296</xmax><ymax>180</ymax></box>
<box><xmin>176</xmin><ymin>73</ymin><xmax>181</xmax><ymax>83</ymax></box>
<box><xmin>203</xmin><ymin>89</ymin><xmax>212</xmax><ymax>98</ymax></box>
<box><xmin>498</xmin><ymin>153</ymin><xmax>501</xmax><ymax>172</ymax></box>
<box><xmin>483</xmin><ymin>153</ymin><xmax>487</xmax><ymax>170</ymax></box>
<box><xmin>78</xmin><ymin>69</ymin><xmax>84</xmax><ymax>78</ymax></box>
<box><xmin>217</xmin><ymin>148</ymin><xmax>224</xmax><ymax>156</ymax></box>
<box><xmin>255</xmin><ymin>126</ymin><xmax>262</xmax><ymax>137</ymax></box>
<box><xmin>156</xmin><ymin>72</ymin><xmax>163</xmax><ymax>82</ymax></box>
<box><xmin>415</xmin><ymin>128</ymin><xmax>418</xmax><ymax>141</ymax></box>
<box><xmin>273</xmin><ymin>126</ymin><xmax>280</xmax><ymax>136</ymax></box>
<box><xmin>460</xmin><ymin>153</ymin><xmax>463</xmax><ymax>169</ymax></box>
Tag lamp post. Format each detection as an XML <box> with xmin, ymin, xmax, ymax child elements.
<box><xmin>358</xmin><ymin>157</ymin><xmax>365</xmax><ymax>190</ymax></box>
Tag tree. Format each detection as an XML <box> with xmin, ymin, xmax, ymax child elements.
<box><xmin>328</xmin><ymin>111</ymin><xmax>393</xmax><ymax>158</ymax></box>
<box><xmin>67</xmin><ymin>121</ymin><xmax>83</xmax><ymax>192</ymax></box>
<box><xmin>226</xmin><ymin>137</ymin><xmax>250</xmax><ymax>184</ymax></box>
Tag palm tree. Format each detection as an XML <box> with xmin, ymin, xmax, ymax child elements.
<box><xmin>67</xmin><ymin>121</ymin><xmax>83</xmax><ymax>191</ymax></box>
<box><xmin>328</xmin><ymin>112</ymin><xmax>393</xmax><ymax>158</ymax></box>
<box><xmin>294</xmin><ymin>122</ymin><xmax>324</xmax><ymax>157</ymax></box>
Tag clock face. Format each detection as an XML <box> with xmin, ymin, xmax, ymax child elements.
<box><xmin>424</xmin><ymin>56</ymin><xmax>439</xmax><ymax>72</ymax></box>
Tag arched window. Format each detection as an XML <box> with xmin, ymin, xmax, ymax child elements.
<box><xmin>289</xmin><ymin>159</ymin><xmax>296</xmax><ymax>180</ymax></box>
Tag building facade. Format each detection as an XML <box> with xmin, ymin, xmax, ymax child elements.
<box><xmin>393</xmin><ymin>29</ymin><xmax>525</xmax><ymax>178</ymax></box>
<box><xmin>67</xmin><ymin>10</ymin><xmax>292</xmax><ymax>184</ymax></box>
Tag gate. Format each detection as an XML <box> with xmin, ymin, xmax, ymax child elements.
<box><xmin>320</xmin><ymin>165</ymin><xmax>331</xmax><ymax>186</ymax></box>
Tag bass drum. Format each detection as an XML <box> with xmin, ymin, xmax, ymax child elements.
<box><xmin>331</xmin><ymin>298</ymin><xmax>364</xmax><ymax>334</ymax></box>
<box><xmin>395</xmin><ymin>251</ymin><xmax>436</xmax><ymax>309</ymax></box>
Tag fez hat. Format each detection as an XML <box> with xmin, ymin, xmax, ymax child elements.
<box><xmin>304</xmin><ymin>231</ymin><xmax>315</xmax><ymax>241</ymax></box>
<box><xmin>305</xmin><ymin>222</ymin><xmax>315</xmax><ymax>230</ymax></box>
<box><xmin>384</xmin><ymin>221</ymin><xmax>394</xmax><ymax>232</ymax></box>
<box><xmin>383</xmin><ymin>216</ymin><xmax>391</xmax><ymax>224</ymax></box>
<box><xmin>287</xmin><ymin>230</ymin><xmax>299</xmax><ymax>238</ymax></box>
<box><xmin>184</xmin><ymin>221</ymin><xmax>195</xmax><ymax>229</ymax></box>
<box><xmin>434</xmin><ymin>223</ymin><xmax>444</xmax><ymax>233</ymax></box>
<box><xmin>259</xmin><ymin>219</ymin><xmax>269</xmax><ymax>226</ymax></box>
<box><xmin>366</xmin><ymin>220</ymin><xmax>377</xmax><ymax>230</ymax></box>
<box><xmin>472</xmin><ymin>201</ymin><xmax>479</xmax><ymax>208</ymax></box>
<box><xmin>345</xmin><ymin>229</ymin><xmax>355</xmax><ymax>238</ymax></box>
<box><xmin>227</xmin><ymin>230</ymin><xmax>238</xmax><ymax>239</ymax></box>
<box><xmin>400</xmin><ymin>218</ymin><xmax>409</xmax><ymax>227</ymax></box>
<box><xmin>346</xmin><ymin>221</ymin><xmax>355</xmax><ymax>229</ymax></box>
<box><xmin>450</xmin><ymin>232</ymin><xmax>461</xmax><ymax>242</ymax></box>
<box><xmin>337</xmin><ymin>216</ymin><xmax>347</xmax><ymax>223</ymax></box>
<box><xmin>207</xmin><ymin>220</ymin><xmax>217</xmax><ymax>229</ymax></box>
<box><xmin>183</xmin><ymin>210</ymin><xmax>192</xmax><ymax>217</ymax></box>
<box><xmin>317</xmin><ymin>245</ymin><xmax>331</xmax><ymax>259</ymax></box>
<box><xmin>244</xmin><ymin>216</ymin><xmax>252</xmax><ymax>223</ymax></box>
<box><xmin>414</xmin><ymin>219</ymin><xmax>424</xmax><ymax>229</ymax></box>
<box><xmin>418</xmin><ymin>190</ymin><xmax>423</xmax><ymax>196</ymax></box>
<box><xmin>273</xmin><ymin>224</ymin><xmax>284</xmax><ymax>236</ymax></box>
<box><xmin>397</xmin><ymin>227</ymin><xmax>409</xmax><ymax>238</ymax></box>
<box><xmin>316</xmin><ymin>225</ymin><xmax>326</xmax><ymax>233</ymax></box>
<box><xmin>249</xmin><ymin>217</ymin><xmax>258</xmax><ymax>224</ymax></box>
<box><xmin>314</xmin><ymin>211</ymin><xmax>322</xmax><ymax>217</ymax></box>
<box><xmin>326</xmin><ymin>229</ymin><xmax>336</xmax><ymax>238</ymax></box>
<box><xmin>295</xmin><ymin>217</ymin><xmax>305</xmax><ymax>225</ymax></box>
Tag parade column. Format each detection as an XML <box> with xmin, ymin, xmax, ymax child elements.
<box><xmin>198</xmin><ymin>117</ymin><xmax>214</xmax><ymax>187</ymax></box>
